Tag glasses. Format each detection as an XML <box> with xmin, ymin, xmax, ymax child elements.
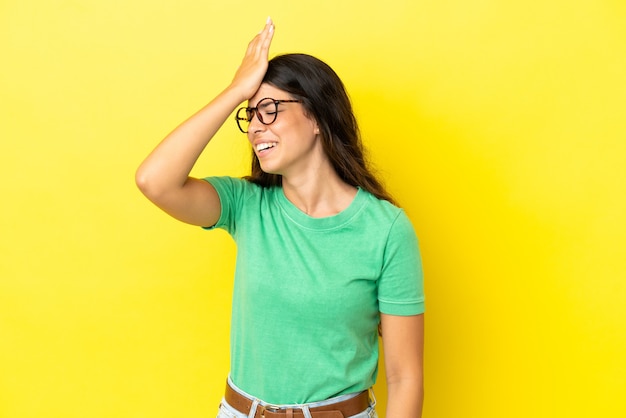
<box><xmin>235</xmin><ymin>97</ymin><xmax>301</xmax><ymax>133</ymax></box>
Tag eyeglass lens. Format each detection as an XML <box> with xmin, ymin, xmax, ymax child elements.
<box><xmin>236</xmin><ymin>98</ymin><xmax>278</xmax><ymax>133</ymax></box>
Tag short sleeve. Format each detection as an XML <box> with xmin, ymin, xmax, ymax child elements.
<box><xmin>377</xmin><ymin>211</ymin><xmax>425</xmax><ymax>316</ymax></box>
<box><xmin>202</xmin><ymin>176</ymin><xmax>250</xmax><ymax>234</ymax></box>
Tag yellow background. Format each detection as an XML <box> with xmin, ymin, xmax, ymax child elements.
<box><xmin>1</xmin><ymin>1</ymin><xmax>625</xmax><ymax>417</ymax></box>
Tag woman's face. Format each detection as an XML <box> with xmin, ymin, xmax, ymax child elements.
<box><xmin>246</xmin><ymin>83</ymin><xmax>324</xmax><ymax>178</ymax></box>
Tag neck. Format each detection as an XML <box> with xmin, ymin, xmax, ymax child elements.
<box><xmin>282</xmin><ymin>166</ymin><xmax>357</xmax><ymax>218</ymax></box>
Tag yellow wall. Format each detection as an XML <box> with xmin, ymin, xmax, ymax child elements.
<box><xmin>1</xmin><ymin>1</ymin><xmax>624</xmax><ymax>417</ymax></box>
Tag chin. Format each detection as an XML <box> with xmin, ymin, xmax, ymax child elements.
<box><xmin>259</xmin><ymin>164</ymin><xmax>281</xmax><ymax>175</ymax></box>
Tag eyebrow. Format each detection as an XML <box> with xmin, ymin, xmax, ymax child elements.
<box><xmin>257</xmin><ymin>101</ymin><xmax>275</xmax><ymax>110</ymax></box>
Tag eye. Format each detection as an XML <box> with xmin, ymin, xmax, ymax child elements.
<box><xmin>258</xmin><ymin>102</ymin><xmax>276</xmax><ymax>114</ymax></box>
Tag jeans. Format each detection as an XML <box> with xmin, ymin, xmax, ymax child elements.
<box><xmin>216</xmin><ymin>377</ymin><xmax>377</xmax><ymax>418</ymax></box>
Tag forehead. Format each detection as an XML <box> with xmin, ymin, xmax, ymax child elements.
<box><xmin>248</xmin><ymin>83</ymin><xmax>291</xmax><ymax>106</ymax></box>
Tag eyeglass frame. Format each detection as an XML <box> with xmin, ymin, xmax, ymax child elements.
<box><xmin>235</xmin><ymin>97</ymin><xmax>301</xmax><ymax>133</ymax></box>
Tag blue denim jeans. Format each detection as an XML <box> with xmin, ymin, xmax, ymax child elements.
<box><xmin>216</xmin><ymin>377</ymin><xmax>377</xmax><ymax>418</ymax></box>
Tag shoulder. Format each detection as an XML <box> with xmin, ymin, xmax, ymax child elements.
<box><xmin>359</xmin><ymin>191</ymin><xmax>418</xmax><ymax>244</ymax></box>
<box><xmin>360</xmin><ymin>190</ymin><xmax>406</xmax><ymax>224</ymax></box>
<box><xmin>202</xmin><ymin>177</ymin><xmax>282</xmax><ymax>232</ymax></box>
<box><xmin>204</xmin><ymin>176</ymin><xmax>286</xmax><ymax>213</ymax></box>
<box><xmin>205</xmin><ymin>176</ymin><xmax>257</xmax><ymax>191</ymax></box>
<box><xmin>204</xmin><ymin>176</ymin><xmax>269</xmax><ymax>199</ymax></box>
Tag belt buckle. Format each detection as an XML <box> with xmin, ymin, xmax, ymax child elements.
<box><xmin>260</xmin><ymin>404</ymin><xmax>282</xmax><ymax>418</ymax></box>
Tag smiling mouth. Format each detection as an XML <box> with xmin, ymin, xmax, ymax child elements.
<box><xmin>256</xmin><ymin>142</ymin><xmax>277</xmax><ymax>152</ymax></box>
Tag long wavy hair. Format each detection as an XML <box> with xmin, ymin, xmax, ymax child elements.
<box><xmin>244</xmin><ymin>53</ymin><xmax>395</xmax><ymax>205</ymax></box>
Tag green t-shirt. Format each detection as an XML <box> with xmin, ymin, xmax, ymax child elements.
<box><xmin>205</xmin><ymin>176</ymin><xmax>424</xmax><ymax>404</ymax></box>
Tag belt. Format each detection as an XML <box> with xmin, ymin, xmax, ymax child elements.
<box><xmin>224</xmin><ymin>382</ymin><xmax>370</xmax><ymax>418</ymax></box>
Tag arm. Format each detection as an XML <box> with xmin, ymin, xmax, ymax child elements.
<box><xmin>135</xmin><ymin>18</ymin><xmax>275</xmax><ymax>226</ymax></box>
<box><xmin>380</xmin><ymin>313</ymin><xmax>424</xmax><ymax>418</ymax></box>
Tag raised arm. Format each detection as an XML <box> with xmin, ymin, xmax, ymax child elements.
<box><xmin>135</xmin><ymin>18</ymin><xmax>275</xmax><ymax>226</ymax></box>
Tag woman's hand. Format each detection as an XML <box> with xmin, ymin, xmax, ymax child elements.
<box><xmin>230</xmin><ymin>17</ymin><xmax>275</xmax><ymax>103</ymax></box>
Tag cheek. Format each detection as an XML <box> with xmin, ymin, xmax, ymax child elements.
<box><xmin>293</xmin><ymin>116</ymin><xmax>320</xmax><ymax>136</ymax></box>
<box><xmin>272</xmin><ymin>112</ymin><xmax>318</xmax><ymax>137</ymax></box>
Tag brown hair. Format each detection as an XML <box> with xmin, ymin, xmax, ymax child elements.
<box><xmin>244</xmin><ymin>53</ymin><xmax>395</xmax><ymax>205</ymax></box>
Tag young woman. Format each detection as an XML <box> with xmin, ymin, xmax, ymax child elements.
<box><xmin>136</xmin><ymin>18</ymin><xmax>424</xmax><ymax>418</ymax></box>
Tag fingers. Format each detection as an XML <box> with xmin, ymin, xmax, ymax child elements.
<box><xmin>231</xmin><ymin>18</ymin><xmax>276</xmax><ymax>102</ymax></box>
<box><xmin>259</xmin><ymin>16</ymin><xmax>274</xmax><ymax>35</ymax></box>
<box><xmin>248</xmin><ymin>17</ymin><xmax>274</xmax><ymax>58</ymax></box>
<box><xmin>261</xmin><ymin>18</ymin><xmax>275</xmax><ymax>51</ymax></box>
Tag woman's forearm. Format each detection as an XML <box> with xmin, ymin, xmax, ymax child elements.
<box><xmin>380</xmin><ymin>314</ymin><xmax>425</xmax><ymax>418</ymax></box>
<box><xmin>385</xmin><ymin>378</ymin><xmax>424</xmax><ymax>418</ymax></box>
<box><xmin>135</xmin><ymin>85</ymin><xmax>243</xmax><ymax>197</ymax></box>
<box><xmin>137</xmin><ymin>18</ymin><xmax>274</xmax><ymax>200</ymax></box>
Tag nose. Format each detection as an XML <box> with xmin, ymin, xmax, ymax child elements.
<box><xmin>247</xmin><ymin>111</ymin><xmax>266</xmax><ymax>134</ymax></box>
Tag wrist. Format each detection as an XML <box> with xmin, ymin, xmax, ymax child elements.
<box><xmin>222</xmin><ymin>82</ymin><xmax>253</xmax><ymax>106</ymax></box>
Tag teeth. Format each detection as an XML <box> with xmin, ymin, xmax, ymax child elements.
<box><xmin>256</xmin><ymin>142</ymin><xmax>277</xmax><ymax>152</ymax></box>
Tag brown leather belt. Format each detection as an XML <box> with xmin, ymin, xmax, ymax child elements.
<box><xmin>224</xmin><ymin>381</ymin><xmax>370</xmax><ymax>418</ymax></box>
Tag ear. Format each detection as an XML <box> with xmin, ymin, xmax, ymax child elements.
<box><xmin>308</xmin><ymin>115</ymin><xmax>320</xmax><ymax>136</ymax></box>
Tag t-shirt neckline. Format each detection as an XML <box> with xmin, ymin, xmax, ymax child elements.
<box><xmin>274</xmin><ymin>187</ymin><xmax>368</xmax><ymax>230</ymax></box>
